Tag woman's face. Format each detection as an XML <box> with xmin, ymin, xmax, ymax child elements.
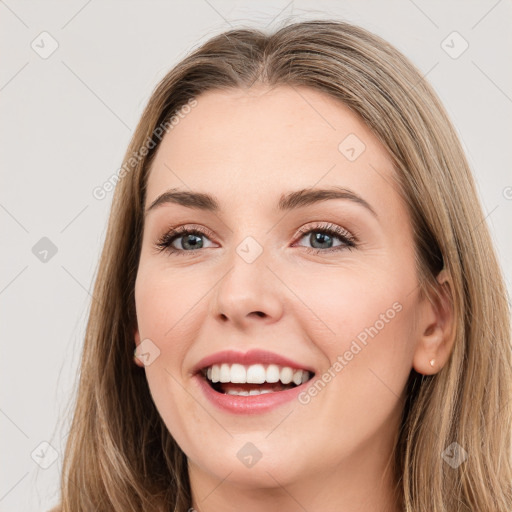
<box><xmin>134</xmin><ymin>85</ymin><xmax>429</xmax><ymax>498</ymax></box>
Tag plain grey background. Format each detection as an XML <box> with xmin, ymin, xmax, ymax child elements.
<box><xmin>1</xmin><ymin>1</ymin><xmax>511</xmax><ymax>511</ymax></box>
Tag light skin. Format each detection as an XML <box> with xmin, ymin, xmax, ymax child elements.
<box><xmin>133</xmin><ymin>85</ymin><xmax>455</xmax><ymax>512</ymax></box>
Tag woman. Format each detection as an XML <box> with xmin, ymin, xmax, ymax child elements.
<box><xmin>52</xmin><ymin>19</ymin><xmax>512</xmax><ymax>511</ymax></box>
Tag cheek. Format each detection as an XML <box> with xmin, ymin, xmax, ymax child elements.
<box><xmin>293</xmin><ymin>276</ymin><xmax>415</xmax><ymax>458</ymax></box>
<box><xmin>135</xmin><ymin>264</ymin><xmax>210</xmax><ymax>449</ymax></box>
<box><xmin>134</xmin><ymin>264</ymin><xmax>194</xmax><ymax>407</ymax></box>
<box><xmin>134</xmin><ymin>262</ymin><xmax>203</xmax><ymax>356</ymax></box>
<box><xmin>290</xmin><ymin>264</ymin><xmax>410</xmax><ymax>344</ymax></box>
<box><xmin>292</xmin><ymin>264</ymin><xmax>416</xmax><ymax>401</ymax></box>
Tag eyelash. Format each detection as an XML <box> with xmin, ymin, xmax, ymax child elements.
<box><xmin>154</xmin><ymin>222</ymin><xmax>358</xmax><ymax>256</ymax></box>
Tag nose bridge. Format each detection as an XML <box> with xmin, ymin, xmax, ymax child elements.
<box><xmin>211</xmin><ymin>233</ymin><xmax>284</xmax><ymax>326</ymax></box>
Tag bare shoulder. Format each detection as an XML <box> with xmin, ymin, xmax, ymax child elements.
<box><xmin>47</xmin><ymin>506</ymin><xmax>61</xmax><ymax>512</ymax></box>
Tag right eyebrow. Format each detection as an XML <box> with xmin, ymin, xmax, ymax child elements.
<box><xmin>145</xmin><ymin>189</ymin><xmax>219</xmax><ymax>216</ymax></box>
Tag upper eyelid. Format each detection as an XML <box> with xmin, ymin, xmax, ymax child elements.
<box><xmin>159</xmin><ymin>222</ymin><xmax>351</xmax><ymax>236</ymax></box>
<box><xmin>296</xmin><ymin>223</ymin><xmax>355</xmax><ymax>239</ymax></box>
<box><xmin>157</xmin><ymin>222</ymin><xmax>357</xmax><ymax>247</ymax></box>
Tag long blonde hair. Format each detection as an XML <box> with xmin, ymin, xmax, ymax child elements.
<box><xmin>54</xmin><ymin>19</ymin><xmax>512</xmax><ymax>511</ymax></box>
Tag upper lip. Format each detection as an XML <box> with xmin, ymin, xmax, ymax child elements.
<box><xmin>192</xmin><ymin>349</ymin><xmax>316</xmax><ymax>375</ymax></box>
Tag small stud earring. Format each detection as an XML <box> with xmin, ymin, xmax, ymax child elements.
<box><xmin>429</xmin><ymin>358</ymin><xmax>435</xmax><ymax>368</ymax></box>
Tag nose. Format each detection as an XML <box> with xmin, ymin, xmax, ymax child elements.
<box><xmin>211</xmin><ymin>246</ymin><xmax>285</xmax><ymax>329</ymax></box>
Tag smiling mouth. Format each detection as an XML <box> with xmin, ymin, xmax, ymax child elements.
<box><xmin>201</xmin><ymin>363</ymin><xmax>314</xmax><ymax>396</ymax></box>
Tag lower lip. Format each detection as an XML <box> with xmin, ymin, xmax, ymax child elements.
<box><xmin>194</xmin><ymin>373</ymin><xmax>310</xmax><ymax>415</ymax></box>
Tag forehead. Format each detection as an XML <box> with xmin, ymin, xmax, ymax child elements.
<box><xmin>145</xmin><ymin>85</ymin><xmax>400</xmax><ymax>217</ymax></box>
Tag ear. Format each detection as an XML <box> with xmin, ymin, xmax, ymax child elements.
<box><xmin>412</xmin><ymin>269</ymin><xmax>456</xmax><ymax>375</ymax></box>
<box><xmin>133</xmin><ymin>325</ymin><xmax>145</xmax><ymax>368</ymax></box>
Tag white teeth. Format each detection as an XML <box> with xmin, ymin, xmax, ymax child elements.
<box><xmin>227</xmin><ymin>389</ymin><xmax>275</xmax><ymax>396</ymax></box>
<box><xmin>204</xmin><ymin>363</ymin><xmax>311</xmax><ymax>385</ymax></box>
<box><xmin>266</xmin><ymin>364</ymin><xmax>280</xmax><ymax>383</ymax></box>
<box><xmin>246</xmin><ymin>364</ymin><xmax>266</xmax><ymax>384</ymax></box>
<box><xmin>280</xmin><ymin>367</ymin><xmax>293</xmax><ymax>384</ymax></box>
<box><xmin>230</xmin><ymin>363</ymin><xmax>246</xmax><ymax>383</ymax></box>
<box><xmin>219</xmin><ymin>363</ymin><xmax>230</xmax><ymax>383</ymax></box>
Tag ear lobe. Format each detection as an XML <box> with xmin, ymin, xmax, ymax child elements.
<box><xmin>412</xmin><ymin>269</ymin><xmax>456</xmax><ymax>375</ymax></box>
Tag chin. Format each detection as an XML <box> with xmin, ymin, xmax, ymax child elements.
<box><xmin>187</xmin><ymin>437</ymin><xmax>308</xmax><ymax>488</ymax></box>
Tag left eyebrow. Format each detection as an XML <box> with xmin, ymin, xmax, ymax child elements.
<box><xmin>145</xmin><ymin>186</ymin><xmax>377</xmax><ymax>218</ymax></box>
<box><xmin>276</xmin><ymin>186</ymin><xmax>377</xmax><ymax>218</ymax></box>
